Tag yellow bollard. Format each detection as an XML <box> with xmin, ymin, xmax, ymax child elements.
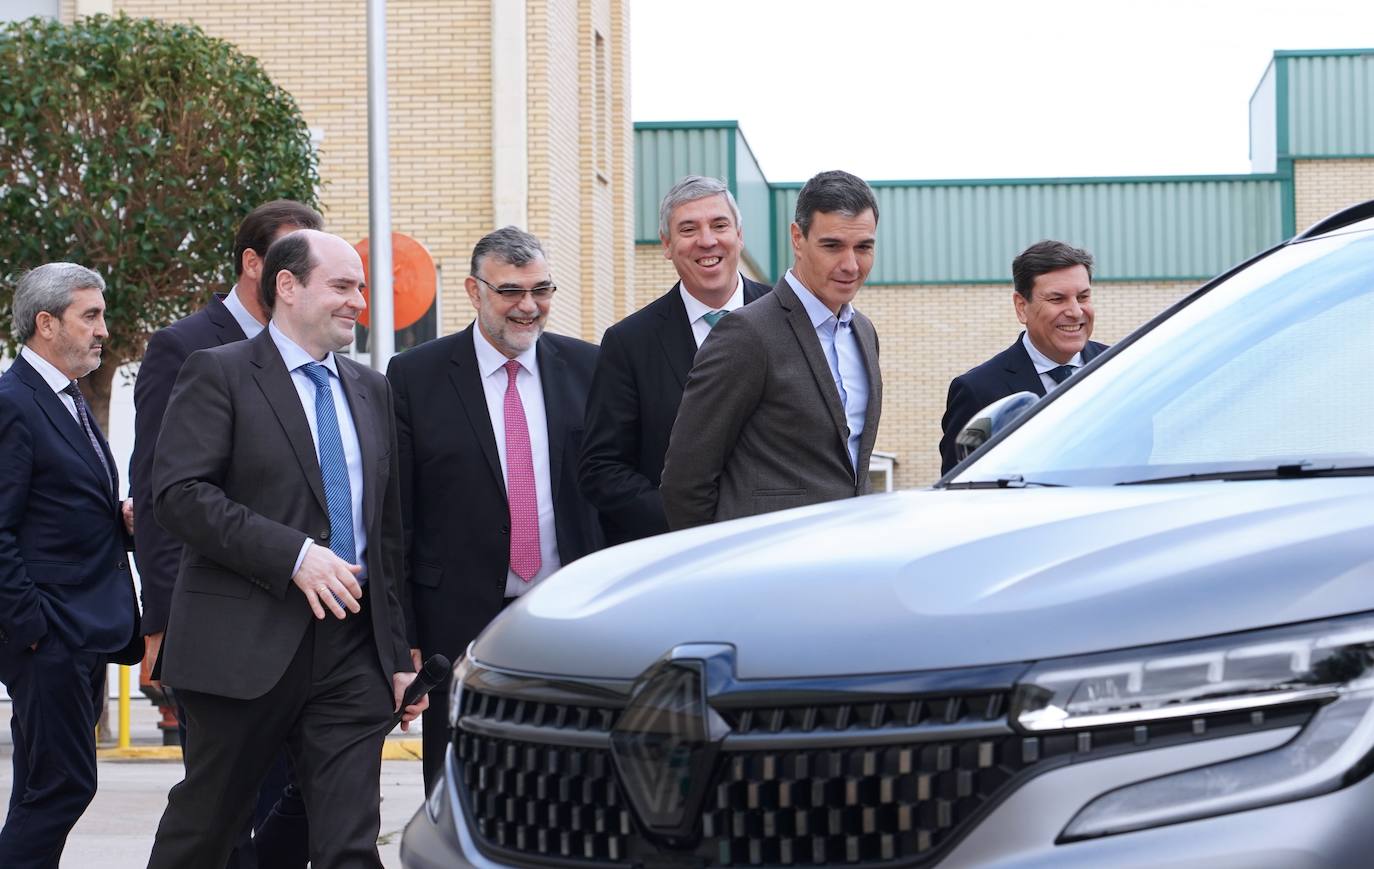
<box><xmin>118</xmin><ymin>664</ymin><xmax>131</xmax><ymax>750</ymax></box>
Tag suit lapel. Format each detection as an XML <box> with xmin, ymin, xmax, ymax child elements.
<box><xmin>536</xmin><ymin>336</ymin><xmax>566</xmax><ymax>502</ymax></box>
<box><xmin>205</xmin><ymin>294</ymin><xmax>249</xmax><ymax>345</ymax></box>
<box><xmin>338</xmin><ymin>358</ymin><xmax>381</xmax><ymax>532</ymax></box>
<box><xmin>249</xmin><ymin>332</ymin><xmax>328</xmax><ymax>515</ymax></box>
<box><xmin>1003</xmin><ymin>337</ymin><xmax>1047</xmax><ymax>397</ymax></box>
<box><xmin>655</xmin><ymin>284</ymin><xmax>697</xmax><ymax>389</ymax></box>
<box><xmin>448</xmin><ymin>327</ymin><xmax>505</xmax><ymax>492</ymax></box>
<box><xmin>773</xmin><ymin>279</ymin><xmax>850</xmax><ymax>447</ymax></box>
<box><xmin>14</xmin><ymin>356</ymin><xmax>112</xmax><ymax>500</ymax></box>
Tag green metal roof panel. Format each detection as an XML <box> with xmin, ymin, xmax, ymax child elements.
<box><xmin>770</xmin><ymin>177</ymin><xmax>1285</xmax><ymax>284</ymax></box>
<box><xmin>732</xmin><ymin>127</ymin><xmax>772</xmax><ymax>279</ymax></box>
<box><xmin>1286</xmin><ymin>51</ymin><xmax>1374</xmax><ymax>157</ymax></box>
<box><xmin>634</xmin><ymin>125</ymin><xmax>734</xmax><ymax>241</ymax></box>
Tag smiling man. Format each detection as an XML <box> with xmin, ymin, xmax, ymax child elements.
<box><xmin>147</xmin><ymin>230</ymin><xmax>424</xmax><ymax>869</ymax></box>
<box><xmin>579</xmin><ymin>175</ymin><xmax>772</xmax><ymax>545</ymax></box>
<box><xmin>385</xmin><ymin>225</ymin><xmax>602</xmax><ymax>790</ymax></box>
<box><xmin>661</xmin><ymin>170</ymin><xmax>884</xmax><ymax>529</ymax></box>
<box><xmin>938</xmin><ymin>239</ymin><xmax>1107</xmax><ymax>474</ymax></box>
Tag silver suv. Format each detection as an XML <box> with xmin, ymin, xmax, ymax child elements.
<box><xmin>402</xmin><ymin>201</ymin><xmax>1374</xmax><ymax>868</ymax></box>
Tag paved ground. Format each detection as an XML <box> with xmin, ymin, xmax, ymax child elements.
<box><xmin>0</xmin><ymin>696</ymin><xmax>428</xmax><ymax>868</ymax></box>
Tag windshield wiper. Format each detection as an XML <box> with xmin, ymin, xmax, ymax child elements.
<box><xmin>944</xmin><ymin>475</ymin><xmax>1066</xmax><ymax>489</ymax></box>
<box><xmin>1116</xmin><ymin>462</ymin><xmax>1374</xmax><ymax>486</ymax></box>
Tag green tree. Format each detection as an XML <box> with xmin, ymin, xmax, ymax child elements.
<box><xmin>0</xmin><ymin>13</ymin><xmax>320</xmax><ymax>426</ymax></box>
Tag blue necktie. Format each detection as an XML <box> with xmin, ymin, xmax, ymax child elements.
<box><xmin>702</xmin><ymin>309</ymin><xmax>728</xmax><ymax>328</ymax></box>
<box><xmin>1047</xmin><ymin>364</ymin><xmax>1077</xmax><ymax>385</ymax></box>
<box><xmin>63</xmin><ymin>381</ymin><xmax>113</xmax><ymax>495</ymax></box>
<box><xmin>301</xmin><ymin>363</ymin><xmax>357</xmax><ymax>569</ymax></box>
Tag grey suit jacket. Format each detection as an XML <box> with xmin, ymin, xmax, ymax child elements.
<box><xmin>152</xmin><ymin>330</ymin><xmax>411</xmax><ymax>700</ymax></box>
<box><xmin>660</xmin><ymin>275</ymin><xmax>882</xmax><ymax>529</ymax></box>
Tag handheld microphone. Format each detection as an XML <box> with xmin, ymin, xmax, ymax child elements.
<box><xmin>395</xmin><ymin>654</ymin><xmax>451</xmax><ymax>723</ymax></box>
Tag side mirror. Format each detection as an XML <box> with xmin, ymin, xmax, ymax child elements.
<box><xmin>955</xmin><ymin>391</ymin><xmax>1040</xmax><ymax>462</ymax></box>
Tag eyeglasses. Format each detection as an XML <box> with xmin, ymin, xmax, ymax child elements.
<box><xmin>473</xmin><ymin>275</ymin><xmax>558</xmax><ymax>301</ymax></box>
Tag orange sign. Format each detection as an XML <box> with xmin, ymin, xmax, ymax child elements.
<box><xmin>354</xmin><ymin>233</ymin><xmax>437</xmax><ymax>331</ymax></box>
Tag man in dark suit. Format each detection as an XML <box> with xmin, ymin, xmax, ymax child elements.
<box><xmin>130</xmin><ymin>199</ymin><xmax>321</xmax><ymax>869</ymax></box>
<box><xmin>580</xmin><ymin>175</ymin><xmax>771</xmax><ymax>545</ymax></box>
<box><xmin>661</xmin><ymin>170</ymin><xmax>883</xmax><ymax>529</ymax></box>
<box><xmin>939</xmin><ymin>240</ymin><xmax>1107</xmax><ymax>474</ymax></box>
<box><xmin>146</xmin><ymin>230</ymin><xmax>424</xmax><ymax>869</ymax></box>
<box><xmin>387</xmin><ymin>226</ymin><xmax>602</xmax><ymax>789</ymax></box>
<box><xmin>0</xmin><ymin>262</ymin><xmax>142</xmax><ymax>868</ymax></box>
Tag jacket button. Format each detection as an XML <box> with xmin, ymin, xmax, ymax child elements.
<box><xmin>320</xmin><ymin>529</ymin><xmax>331</xmax><ymax>541</ymax></box>
<box><xmin>117</xmin><ymin>561</ymin><xmax>126</xmax><ymax>570</ymax></box>
<box><xmin>500</xmin><ymin>525</ymin><xmax>509</xmax><ymax>535</ymax></box>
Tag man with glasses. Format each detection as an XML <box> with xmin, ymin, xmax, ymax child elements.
<box><xmin>386</xmin><ymin>226</ymin><xmax>603</xmax><ymax>789</ymax></box>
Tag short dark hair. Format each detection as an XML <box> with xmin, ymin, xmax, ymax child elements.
<box><xmin>794</xmin><ymin>170</ymin><xmax>879</xmax><ymax>237</ymax></box>
<box><xmin>232</xmin><ymin>200</ymin><xmax>323</xmax><ymax>278</ymax></box>
<box><xmin>1012</xmin><ymin>240</ymin><xmax>1095</xmax><ymax>299</ymax></box>
<box><xmin>260</xmin><ymin>230</ymin><xmax>317</xmax><ymax>313</ymax></box>
<box><xmin>469</xmin><ymin>225</ymin><xmax>547</xmax><ymax>277</ymax></box>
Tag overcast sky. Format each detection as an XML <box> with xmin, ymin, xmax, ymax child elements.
<box><xmin>631</xmin><ymin>0</ymin><xmax>1372</xmax><ymax>182</ymax></box>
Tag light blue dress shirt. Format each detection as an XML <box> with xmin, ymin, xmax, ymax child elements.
<box><xmin>784</xmin><ymin>270</ymin><xmax>868</xmax><ymax>475</ymax></box>
<box><xmin>269</xmin><ymin>323</ymin><xmax>368</xmax><ymax>580</ymax></box>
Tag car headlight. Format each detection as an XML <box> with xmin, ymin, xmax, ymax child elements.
<box><xmin>1009</xmin><ymin>612</ymin><xmax>1374</xmax><ymax>841</ymax></box>
<box><xmin>448</xmin><ymin>655</ymin><xmax>470</xmax><ymax>730</ymax></box>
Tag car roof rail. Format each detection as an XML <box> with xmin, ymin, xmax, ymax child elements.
<box><xmin>1293</xmin><ymin>198</ymin><xmax>1374</xmax><ymax>240</ymax></box>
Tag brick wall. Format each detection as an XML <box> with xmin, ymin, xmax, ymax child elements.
<box><xmin>1294</xmin><ymin>159</ymin><xmax>1374</xmax><ymax>231</ymax></box>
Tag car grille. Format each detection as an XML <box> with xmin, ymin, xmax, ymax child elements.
<box><xmin>453</xmin><ymin>666</ymin><xmax>1311</xmax><ymax>867</ymax></box>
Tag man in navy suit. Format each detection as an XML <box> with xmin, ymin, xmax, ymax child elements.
<box><xmin>388</xmin><ymin>226</ymin><xmax>602</xmax><ymax>789</ymax></box>
<box><xmin>580</xmin><ymin>175</ymin><xmax>772</xmax><ymax>545</ymax></box>
<box><xmin>130</xmin><ymin>200</ymin><xmax>322</xmax><ymax>869</ymax></box>
<box><xmin>939</xmin><ymin>239</ymin><xmax>1107</xmax><ymax>473</ymax></box>
<box><xmin>0</xmin><ymin>262</ymin><xmax>142</xmax><ymax>868</ymax></box>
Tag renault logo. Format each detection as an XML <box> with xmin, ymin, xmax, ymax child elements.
<box><xmin>609</xmin><ymin>647</ymin><xmax>733</xmax><ymax>844</ymax></box>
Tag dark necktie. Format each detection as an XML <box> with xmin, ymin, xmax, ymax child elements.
<box><xmin>301</xmin><ymin>363</ymin><xmax>357</xmax><ymax>568</ymax></box>
<box><xmin>1047</xmin><ymin>364</ymin><xmax>1077</xmax><ymax>385</ymax></box>
<box><xmin>62</xmin><ymin>381</ymin><xmax>113</xmax><ymax>495</ymax></box>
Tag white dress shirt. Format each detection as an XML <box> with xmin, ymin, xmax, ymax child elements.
<box><xmin>20</xmin><ymin>345</ymin><xmax>79</xmax><ymax>423</ymax></box>
<box><xmin>471</xmin><ymin>325</ymin><xmax>562</xmax><ymax>597</ymax></box>
<box><xmin>222</xmin><ymin>285</ymin><xmax>265</xmax><ymax>339</ymax></box>
<box><xmin>785</xmin><ymin>270</ymin><xmax>869</xmax><ymax>475</ymax></box>
<box><xmin>269</xmin><ymin>323</ymin><xmax>368</xmax><ymax>581</ymax></box>
<box><xmin>1022</xmin><ymin>332</ymin><xmax>1085</xmax><ymax>395</ymax></box>
<box><xmin>679</xmin><ymin>274</ymin><xmax>746</xmax><ymax>348</ymax></box>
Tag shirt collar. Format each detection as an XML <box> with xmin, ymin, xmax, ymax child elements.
<box><xmin>472</xmin><ymin>320</ymin><xmax>539</xmax><ymax>378</ymax></box>
<box><xmin>678</xmin><ymin>274</ymin><xmax>746</xmax><ymax>324</ymax></box>
<box><xmin>785</xmin><ymin>269</ymin><xmax>854</xmax><ymax>329</ymax></box>
<box><xmin>269</xmin><ymin>321</ymin><xmax>339</xmax><ymax>378</ymax></box>
<box><xmin>1021</xmin><ymin>331</ymin><xmax>1083</xmax><ymax>374</ymax></box>
<box><xmin>223</xmin><ymin>285</ymin><xmax>266</xmax><ymax>339</ymax></box>
<box><xmin>19</xmin><ymin>345</ymin><xmax>74</xmax><ymax>394</ymax></box>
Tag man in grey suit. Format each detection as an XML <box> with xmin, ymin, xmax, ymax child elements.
<box><xmin>146</xmin><ymin>230</ymin><xmax>426</xmax><ymax>868</ymax></box>
<box><xmin>661</xmin><ymin>170</ymin><xmax>883</xmax><ymax>529</ymax></box>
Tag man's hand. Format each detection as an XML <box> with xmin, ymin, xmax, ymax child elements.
<box><xmin>410</xmin><ymin>647</ymin><xmax>423</xmax><ymax>671</ymax></box>
<box><xmin>291</xmin><ymin>545</ymin><xmax>363</xmax><ymax>620</ymax></box>
<box><xmin>122</xmin><ymin>498</ymin><xmax>135</xmax><ymax>535</ymax></box>
<box><xmin>145</xmin><ymin>631</ymin><xmax>164</xmax><ymax>692</ymax></box>
<box><xmin>393</xmin><ymin>670</ymin><xmax>429</xmax><ymax>732</ymax></box>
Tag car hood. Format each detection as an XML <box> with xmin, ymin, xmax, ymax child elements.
<box><xmin>471</xmin><ymin>479</ymin><xmax>1374</xmax><ymax>680</ymax></box>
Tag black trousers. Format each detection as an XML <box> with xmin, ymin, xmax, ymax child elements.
<box><xmin>0</xmin><ymin>640</ymin><xmax>106</xmax><ymax>869</ymax></box>
<box><xmin>148</xmin><ymin>596</ymin><xmax>394</xmax><ymax>869</ymax></box>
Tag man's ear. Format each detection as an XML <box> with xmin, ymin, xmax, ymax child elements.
<box><xmin>242</xmin><ymin>248</ymin><xmax>264</xmax><ymax>283</ymax></box>
<box><xmin>1013</xmin><ymin>290</ymin><xmax>1029</xmax><ymax>325</ymax></box>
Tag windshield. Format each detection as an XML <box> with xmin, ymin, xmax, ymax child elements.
<box><xmin>953</xmin><ymin>229</ymin><xmax>1374</xmax><ymax>486</ymax></box>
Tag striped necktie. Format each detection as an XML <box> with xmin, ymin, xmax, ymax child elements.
<box><xmin>62</xmin><ymin>381</ymin><xmax>113</xmax><ymax>495</ymax></box>
<box><xmin>301</xmin><ymin>362</ymin><xmax>357</xmax><ymax>568</ymax></box>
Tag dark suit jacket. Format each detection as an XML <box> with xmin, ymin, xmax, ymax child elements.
<box><xmin>579</xmin><ymin>277</ymin><xmax>771</xmax><ymax>545</ymax></box>
<box><xmin>130</xmin><ymin>293</ymin><xmax>247</xmax><ymax>635</ymax></box>
<box><xmin>151</xmin><ymin>330</ymin><xmax>411</xmax><ymax>700</ymax></box>
<box><xmin>0</xmin><ymin>354</ymin><xmax>141</xmax><ymax>681</ymax></box>
<box><xmin>661</xmin><ymin>276</ymin><xmax>883</xmax><ymax>529</ymax></box>
<box><xmin>387</xmin><ymin>326</ymin><xmax>602</xmax><ymax>664</ymax></box>
<box><xmin>939</xmin><ymin>334</ymin><xmax>1108</xmax><ymax>474</ymax></box>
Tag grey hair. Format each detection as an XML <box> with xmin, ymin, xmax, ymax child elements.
<box><xmin>470</xmin><ymin>226</ymin><xmax>548</xmax><ymax>277</ymax></box>
<box><xmin>12</xmin><ymin>262</ymin><xmax>105</xmax><ymax>345</ymax></box>
<box><xmin>658</xmin><ymin>175</ymin><xmax>741</xmax><ymax>240</ymax></box>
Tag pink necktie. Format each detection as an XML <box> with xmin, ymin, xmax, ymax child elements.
<box><xmin>503</xmin><ymin>360</ymin><xmax>541</xmax><ymax>581</ymax></box>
